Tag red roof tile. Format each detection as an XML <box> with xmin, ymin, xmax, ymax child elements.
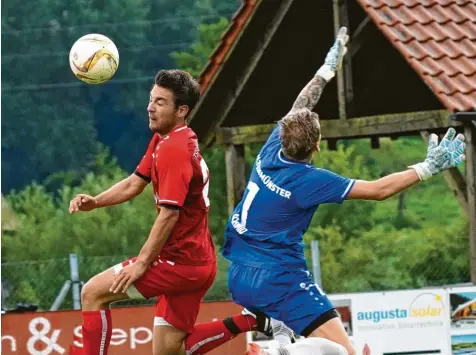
<box><xmin>198</xmin><ymin>0</ymin><xmax>258</xmax><ymax>94</ymax></box>
<box><xmin>358</xmin><ymin>0</ymin><xmax>476</xmax><ymax>112</ymax></box>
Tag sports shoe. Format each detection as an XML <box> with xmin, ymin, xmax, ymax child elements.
<box><xmin>242</xmin><ymin>308</ymin><xmax>273</xmax><ymax>337</ymax></box>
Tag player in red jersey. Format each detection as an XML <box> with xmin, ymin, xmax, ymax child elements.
<box><xmin>69</xmin><ymin>70</ymin><xmax>273</xmax><ymax>355</ymax></box>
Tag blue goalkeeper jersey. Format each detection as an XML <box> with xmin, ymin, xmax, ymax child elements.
<box><xmin>222</xmin><ymin>126</ymin><xmax>355</xmax><ymax>270</ymax></box>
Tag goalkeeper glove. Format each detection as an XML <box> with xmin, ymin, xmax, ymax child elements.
<box><xmin>410</xmin><ymin>128</ymin><xmax>466</xmax><ymax>181</ymax></box>
<box><xmin>316</xmin><ymin>26</ymin><xmax>349</xmax><ymax>82</ymax></box>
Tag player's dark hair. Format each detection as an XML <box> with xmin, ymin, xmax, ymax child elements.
<box><xmin>279</xmin><ymin>108</ymin><xmax>321</xmax><ymax>161</ymax></box>
<box><xmin>154</xmin><ymin>69</ymin><xmax>200</xmax><ymax>117</ymax></box>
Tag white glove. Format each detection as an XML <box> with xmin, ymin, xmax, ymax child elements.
<box><xmin>410</xmin><ymin>128</ymin><xmax>466</xmax><ymax>181</ymax></box>
<box><xmin>316</xmin><ymin>27</ymin><xmax>349</xmax><ymax>82</ymax></box>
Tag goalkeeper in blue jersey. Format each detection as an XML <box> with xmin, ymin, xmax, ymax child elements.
<box><xmin>222</xmin><ymin>27</ymin><xmax>466</xmax><ymax>355</ymax></box>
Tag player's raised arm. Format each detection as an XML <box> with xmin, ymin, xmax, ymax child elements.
<box><xmin>68</xmin><ymin>174</ymin><xmax>149</xmax><ymax>213</ymax></box>
<box><xmin>69</xmin><ymin>135</ymin><xmax>156</xmax><ymax>213</ymax></box>
<box><xmin>288</xmin><ymin>27</ymin><xmax>349</xmax><ymax>114</ymax></box>
<box><xmin>347</xmin><ymin>128</ymin><xmax>466</xmax><ymax>200</ymax></box>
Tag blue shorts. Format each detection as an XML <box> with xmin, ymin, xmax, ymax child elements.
<box><xmin>228</xmin><ymin>262</ymin><xmax>335</xmax><ymax>336</ymax></box>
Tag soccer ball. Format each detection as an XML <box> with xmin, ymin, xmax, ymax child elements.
<box><xmin>69</xmin><ymin>34</ymin><xmax>119</xmax><ymax>84</ymax></box>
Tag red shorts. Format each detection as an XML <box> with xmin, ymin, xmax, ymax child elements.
<box><xmin>113</xmin><ymin>256</ymin><xmax>216</xmax><ymax>333</ymax></box>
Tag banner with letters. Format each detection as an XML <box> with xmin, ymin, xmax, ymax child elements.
<box><xmin>329</xmin><ymin>286</ymin><xmax>476</xmax><ymax>355</ymax></box>
<box><xmin>347</xmin><ymin>289</ymin><xmax>451</xmax><ymax>355</ymax></box>
<box><xmin>4</xmin><ymin>286</ymin><xmax>476</xmax><ymax>355</ymax></box>
<box><xmin>1</xmin><ymin>301</ymin><xmax>245</xmax><ymax>355</ymax></box>
<box><xmin>250</xmin><ymin>286</ymin><xmax>476</xmax><ymax>355</ymax></box>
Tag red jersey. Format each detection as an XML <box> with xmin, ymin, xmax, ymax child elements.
<box><xmin>135</xmin><ymin>124</ymin><xmax>216</xmax><ymax>266</ymax></box>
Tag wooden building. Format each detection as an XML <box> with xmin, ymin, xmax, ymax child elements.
<box><xmin>188</xmin><ymin>0</ymin><xmax>476</xmax><ymax>280</ymax></box>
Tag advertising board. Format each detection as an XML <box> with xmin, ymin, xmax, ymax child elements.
<box><xmin>1</xmin><ymin>301</ymin><xmax>245</xmax><ymax>355</ymax></box>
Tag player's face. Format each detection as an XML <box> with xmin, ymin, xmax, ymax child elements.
<box><xmin>147</xmin><ymin>85</ymin><xmax>187</xmax><ymax>135</ymax></box>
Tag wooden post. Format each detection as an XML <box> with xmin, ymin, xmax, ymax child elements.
<box><xmin>332</xmin><ymin>0</ymin><xmax>354</xmax><ymax>119</ymax></box>
<box><xmin>333</xmin><ymin>0</ymin><xmax>347</xmax><ymax>119</ymax></box>
<box><xmin>225</xmin><ymin>144</ymin><xmax>247</xmax><ymax>216</ymax></box>
<box><xmin>465</xmin><ymin>124</ymin><xmax>476</xmax><ymax>283</ymax></box>
<box><xmin>340</xmin><ymin>0</ymin><xmax>354</xmax><ymax>117</ymax></box>
<box><xmin>371</xmin><ymin>137</ymin><xmax>380</xmax><ymax>149</ymax></box>
<box><xmin>327</xmin><ymin>139</ymin><xmax>338</xmax><ymax>151</ymax></box>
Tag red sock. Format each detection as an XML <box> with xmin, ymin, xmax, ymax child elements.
<box><xmin>82</xmin><ymin>310</ymin><xmax>112</xmax><ymax>355</ymax></box>
<box><xmin>68</xmin><ymin>333</ymin><xmax>82</xmax><ymax>355</ymax></box>
<box><xmin>69</xmin><ymin>344</ymin><xmax>83</xmax><ymax>355</ymax></box>
<box><xmin>185</xmin><ymin>314</ymin><xmax>257</xmax><ymax>355</ymax></box>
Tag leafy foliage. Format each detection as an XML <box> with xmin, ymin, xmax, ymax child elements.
<box><xmin>171</xmin><ymin>17</ymin><xmax>230</xmax><ymax>77</ymax></box>
<box><xmin>1</xmin><ymin>0</ymin><xmax>237</xmax><ymax>192</ymax></box>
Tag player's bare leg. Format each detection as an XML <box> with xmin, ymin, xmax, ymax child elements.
<box><xmin>153</xmin><ymin>323</ymin><xmax>188</xmax><ymax>355</ymax></box>
<box><xmin>80</xmin><ymin>267</ymin><xmax>130</xmax><ymax>355</ymax></box>
<box><xmin>307</xmin><ymin>317</ymin><xmax>354</xmax><ymax>355</ymax></box>
<box><xmin>81</xmin><ymin>267</ymin><xmax>130</xmax><ymax>310</ymax></box>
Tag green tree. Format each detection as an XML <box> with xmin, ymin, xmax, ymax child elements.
<box><xmin>1</xmin><ymin>0</ymin><xmax>240</xmax><ymax>193</ymax></box>
<box><xmin>2</xmin><ymin>155</ymin><xmax>156</xmax><ymax>261</ymax></box>
<box><xmin>2</xmin><ymin>3</ymin><xmax>241</xmax><ymax>308</ymax></box>
<box><xmin>171</xmin><ymin>17</ymin><xmax>230</xmax><ymax>77</ymax></box>
<box><xmin>304</xmin><ymin>220</ymin><xmax>469</xmax><ymax>294</ymax></box>
<box><xmin>2</xmin><ymin>144</ymin><xmax>233</xmax><ymax>308</ymax></box>
<box><xmin>1</xmin><ymin>0</ymin><xmax>152</xmax><ymax>191</ymax></box>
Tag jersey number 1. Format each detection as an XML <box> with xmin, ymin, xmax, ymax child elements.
<box><xmin>241</xmin><ymin>181</ymin><xmax>260</xmax><ymax>227</ymax></box>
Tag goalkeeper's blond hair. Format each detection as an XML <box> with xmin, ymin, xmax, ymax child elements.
<box><xmin>279</xmin><ymin>108</ymin><xmax>321</xmax><ymax>162</ymax></box>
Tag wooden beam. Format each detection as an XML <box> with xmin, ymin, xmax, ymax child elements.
<box><xmin>200</xmin><ymin>0</ymin><xmax>294</xmax><ymax>147</ymax></box>
<box><xmin>350</xmin><ymin>16</ymin><xmax>372</xmax><ymax>57</ymax></box>
<box><xmin>421</xmin><ymin>131</ymin><xmax>468</xmax><ymax>216</ymax></box>
<box><xmin>333</xmin><ymin>0</ymin><xmax>347</xmax><ymax>119</ymax></box>
<box><xmin>225</xmin><ymin>144</ymin><xmax>247</xmax><ymax>216</ymax></box>
<box><xmin>216</xmin><ymin>110</ymin><xmax>460</xmax><ymax>145</ymax></box>
<box><xmin>451</xmin><ymin>112</ymin><xmax>476</xmax><ymax>122</ymax></box>
<box><xmin>465</xmin><ymin>124</ymin><xmax>476</xmax><ymax>284</ymax></box>
<box><xmin>344</xmin><ymin>55</ymin><xmax>355</xmax><ymax>118</ymax></box>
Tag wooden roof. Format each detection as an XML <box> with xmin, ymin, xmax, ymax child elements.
<box><xmin>189</xmin><ymin>0</ymin><xmax>473</xmax><ymax>144</ymax></box>
<box><xmin>199</xmin><ymin>0</ymin><xmax>258</xmax><ymax>94</ymax></box>
<box><xmin>358</xmin><ymin>0</ymin><xmax>476</xmax><ymax>112</ymax></box>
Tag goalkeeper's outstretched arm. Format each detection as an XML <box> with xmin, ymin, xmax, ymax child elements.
<box><xmin>286</xmin><ymin>27</ymin><xmax>349</xmax><ymax>116</ymax></box>
<box><xmin>290</xmin><ymin>75</ymin><xmax>328</xmax><ymax>112</ymax></box>
<box><xmin>346</xmin><ymin>128</ymin><xmax>466</xmax><ymax>201</ymax></box>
